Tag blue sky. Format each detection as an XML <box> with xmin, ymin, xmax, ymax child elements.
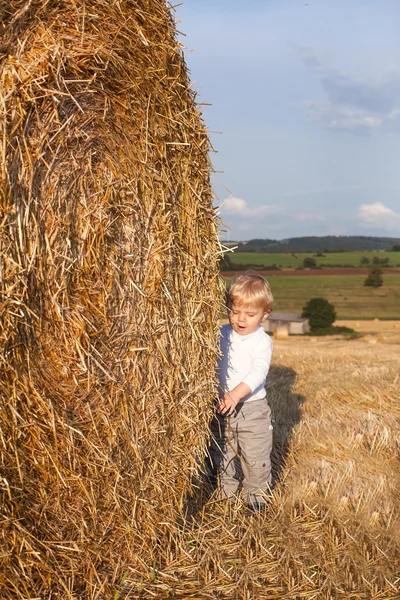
<box><xmin>174</xmin><ymin>0</ymin><xmax>400</xmax><ymax>241</ymax></box>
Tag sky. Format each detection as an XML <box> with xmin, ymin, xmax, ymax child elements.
<box><xmin>174</xmin><ymin>0</ymin><xmax>400</xmax><ymax>241</ymax></box>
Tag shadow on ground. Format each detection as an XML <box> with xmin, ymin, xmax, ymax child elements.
<box><xmin>267</xmin><ymin>365</ymin><xmax>305</xmax><ymax>485</ymax></box>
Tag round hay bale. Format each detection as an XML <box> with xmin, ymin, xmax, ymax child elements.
<box><xmin>362</xmin><ymin>335</ymin><xmax>379</xmax><ymax>344</ymax></box>
<box><xmin>273</xmin><ymin>326</ymin><xmax>289</xmax><ymax>340</ymax></box>
<box><xmin>0</xmin><ymin>1</ymin><xmax>221</xmax><ymax>597</ymax></box>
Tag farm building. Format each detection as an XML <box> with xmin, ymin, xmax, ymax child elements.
<box><xmin>264</xmin><ymin>311</ymin><xmax>310</xmax><ymax>335</ymax></box>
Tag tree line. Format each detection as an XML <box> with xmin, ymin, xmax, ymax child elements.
<box><xmin>228</xmin><ymin>236</ymin><xmax>400</xmax><ymax>253</ymax></box>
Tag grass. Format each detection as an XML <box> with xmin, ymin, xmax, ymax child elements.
<box><xmin>269</xmin><ymin>274</ymin><xmax>400</xmax><ymax>319</ymax></box>
<box><xmin>229</xmin><ymin>251</ymin><xmax>400</xmax><ymax>269</ymax></box>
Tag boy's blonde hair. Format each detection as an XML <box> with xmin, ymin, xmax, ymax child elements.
<box><xmin>226</xmin><ymin>273</ymin><xmax>274</xmax><ymax>312</ymax></box>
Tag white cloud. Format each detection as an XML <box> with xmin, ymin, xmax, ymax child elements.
<box><xmin>292</xmin><ymin>43</ymin><xmax>400</xmax><ymax>135</ymax></box>
<box><xmin>358</xmin><ymin>202</ymin><xmax>400</xmax><ymax>229</ymax></box>
<box><xmin>305</xmin><ymin>102</ymin><xmax>382</xmax><ymax>134</ymax></box>
<box><xmin>219</xmin><ymin>196</ymin><xmax>281</xmax><ymax>217</ymax></box>
<box><xmin>219</xmin><ymin>196</ymin><xmax>329</xmax><ymax>235</ymax></box>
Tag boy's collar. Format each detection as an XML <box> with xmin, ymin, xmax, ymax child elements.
<box><xmin>229</xmin><ymin>324</ymin><xmax>262</xmax><ymax>340</ymax></box>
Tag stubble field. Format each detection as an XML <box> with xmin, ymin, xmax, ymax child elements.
<box><xmin>124</xmin><ymin>323</ymin><xmax>400</xmax><ymax>599</ymax></box>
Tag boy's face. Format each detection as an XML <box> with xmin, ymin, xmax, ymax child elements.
<box><xmin>229</xmin><ymin>303</ymin><xmax>269</xmax><ymax>336</ymax></box>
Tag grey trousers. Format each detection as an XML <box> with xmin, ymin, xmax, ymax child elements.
<box><xmin>209</xmin><ymin>398</ymin><xmax>273</xmax><ymax>505</ymax></box>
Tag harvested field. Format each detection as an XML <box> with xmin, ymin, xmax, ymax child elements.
<box><xmin>123</xmin><ymin>332</ymin><xmax>400</xmax><ymax>599</ymax></box>
<box><xmin>335</xmin><ymin>319</ymin><xmax>400</xmax><ymax>345</ymax></box>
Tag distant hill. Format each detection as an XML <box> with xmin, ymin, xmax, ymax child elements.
<box><xmin>227</xmin><ymin>236</ymin><xmax>400</xmax><ymax>253</ymax></box>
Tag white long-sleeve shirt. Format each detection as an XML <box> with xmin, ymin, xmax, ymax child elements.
<box><xmin>217</xmin><ymin>324</ymin><xmax>273</xmax><ymax>403</ymax></box>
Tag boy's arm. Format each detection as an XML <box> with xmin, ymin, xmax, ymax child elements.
<box><xmin>217</xmin><ymin>336</ymin><xmax>273</xmax><ymax>416</ymax></box>
<box><xmin>242</xmin><ymin>335</ymin><xmax>273</xmax><ymax>391</ymax></box>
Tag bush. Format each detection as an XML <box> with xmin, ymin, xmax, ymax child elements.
<box><xmin>360</xmin><ymin>256</ymin><xmax>370</xmax><ymax>265</ymax></box>
<box><xmin>303</xmin><ymin>257</ymin><xmax>317</xmax><ymax>268</ymax></box>
<box><xmin>364</xmin><ymin>267</ymin><xmax>383</xmax><ymax>287</ymax></box>
<box><xmin>372</xmin><ymin>256</ymin><xmax>389</xmax><ymax>266</ymax></box>
<box><xmin>302</xmin><ymin>297</ymin><xmax>337</xmax><ymax>330</ymax></box>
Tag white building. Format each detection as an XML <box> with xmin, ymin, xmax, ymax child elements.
<box><xmin>263</xmin><ymin>311</ymin><xmax>310</xmax><ymax>335</ymax></box>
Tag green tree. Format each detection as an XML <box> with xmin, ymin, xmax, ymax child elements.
<box><xmin>360</xmin><ymin>256</ymin><xmax>370</xmax><ymax>265</ymax></box>
<box><xmin>364</xmin><ymin>267</ymin><xmax>383</xmax><ymax>287</ymax></box>
<box><xmin>302</xmin><ymin>297</ymin><xmax>337</xmax><ymax>330</ymax></box>
<box><xmin>303</xmin><ymin>257</ymin><xmax>317</xmax><ymax>268</ymax></box>
<box><xmin>392</xmin><ymin>244</ymin><xmax>400</xmax><ymax>251</ymax></box>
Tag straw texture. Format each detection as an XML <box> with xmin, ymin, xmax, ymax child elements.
<box><xmin>0</xmin><ymin>1</ymin><xmax>221</xmax><ymax>597</ymax></box>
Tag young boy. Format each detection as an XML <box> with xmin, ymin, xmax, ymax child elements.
<box><xmin>209</xmin><ymin>273</ymin><xmax>274</xmax><ymax>508</ymax></box>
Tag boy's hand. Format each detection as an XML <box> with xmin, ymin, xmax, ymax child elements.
<box><xmin>216</xmin><ymin>382</ymin><xmax>251</xmax><ymax>415</ymax></box>
<box><xmin>216</xmin><ymin>391</ymin><xmax>239</xmax><ymax>416</ymax></box>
